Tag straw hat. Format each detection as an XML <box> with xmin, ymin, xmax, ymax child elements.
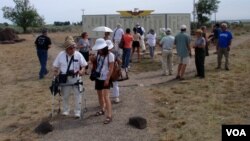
<box><xmin>64</xmin><ymin>39</ymin><xmax>76</xmax><ymax>49</ymax></box>
<box><xmin>196</xmin><ymin>29</ymin><xmax>203</xmax><ymax>34</ymax></box>
<box><xmin>106</xmin><ymin>40</ymin><xmax>114</xmax><ymax>50</ymax></box>
<box><xmin>65</xmin><ymin>36</ymin><xmax>74</xmax><ymax>42</ymax></box>
<box><xmin>92</xmin><ymin>38</ymin><xmax>107</xmax><ymax>51</ymax></box>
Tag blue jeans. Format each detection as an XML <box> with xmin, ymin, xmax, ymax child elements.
<box><xmin>37</xmin><ymin>49</ymin><xmax>48</xmax><ymax>79</ymax></box>
<box><xmin>149</xmin><ymin>46</ymin><xmax>155</xmax><ymax>58</ymax></box>
<box><xmin>122</xmin><ymin>48</ymin><xmax>131</xmax><ymax>68</ymax></box>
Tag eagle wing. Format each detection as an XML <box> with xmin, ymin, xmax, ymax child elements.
<box><xmin>117</xmin><ymin>10</ymin><xmax>154</xmax><ymax>17</ymax></box>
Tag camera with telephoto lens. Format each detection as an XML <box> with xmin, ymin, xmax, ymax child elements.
<box><xmin>67</xmin><ymin>70</ymin><xmax>75</xmax><ymax>76</ymax></box>
<box><xmin>90</xmin><ymin>71</ymin><xmax>100</xmax><ymax>81</ymax></box>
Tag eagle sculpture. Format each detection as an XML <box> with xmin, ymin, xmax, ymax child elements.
<box><xmin>117</xmin><ymin>10</ymin><xmax>154</xmax><ymax>17</ymax></box>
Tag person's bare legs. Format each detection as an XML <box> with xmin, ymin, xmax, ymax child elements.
<box><xmin>103</xmin><ymin>89</ymin><xmax>112</xmax><ymax>118</ymax></box>
<box><xmin>137</xmin><ymin>47</ymin><xmax>140</xmax><ymax>62</ymax></box>
<box><xmin>131</xmin><ymin>48</ymin><xmax>135</xmax><ymax>62</ymax></box>
<box><xmin>177</xmin><ymin>64</ymin><xmax>182</xmax><ymax>78</ymax></box>
<box><xmin>180</xmin><ymin>64</ymin><xmax>187</xmax><ymax>79</ymax></box>
<box><xmin>97</xmin><ymin>90</ymin><xmax>105</xmax><ymax>111</ymax></box>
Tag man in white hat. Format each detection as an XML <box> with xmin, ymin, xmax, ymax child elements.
<box><xmin>53</xmin><ymin>36</ymin><xmax>87</xmax><ymax>118</ymax></box>
<box><xmin>160</xmin><ymin>28</ymin><xmax>175</xmax><ymax>75</ymax></box>
<box><xmin>112</xmin><ymin>23</ymin><xmax>124</xmax><ymax>58</ymax></box>
<box><xmin>135</xmin><ymin>23</ymin><xmax>146</xmax><ymax>52</ymax></box>
<box><xmin>174</xmin><ymin>25</ymin><xmax>191</xmax><ymax>80</ymax></box>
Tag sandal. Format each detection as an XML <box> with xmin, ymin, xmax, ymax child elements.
<box><xmin>103</xmin><ymin>117</ymin><xmax>112</xmax><ymax>124</ymax></box>
<box><xmin>95</xmin><ymin>110</ymin><xmax>105</xmax><ymax>116</ymax></box>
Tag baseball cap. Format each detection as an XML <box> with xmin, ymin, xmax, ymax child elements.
<box><xmin>166</xmin><ymin>28</ymin><xmax>172</xmax><ymax>33</ymax></box>
<box><xmin>180</xmin><ymin>25</ymin><xmax>187</xmax><ymax>30</ymax></box>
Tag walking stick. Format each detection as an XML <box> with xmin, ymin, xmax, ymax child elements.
<box><xmin>51</xmin><ymin>76</ymin><xmax>56</xmax><ymax>118</ymax></box>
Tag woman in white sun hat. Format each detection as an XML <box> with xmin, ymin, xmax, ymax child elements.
<box><xmin>91</xmin><ymin>38</ymin><xmax>114</xmax><ymax>124</ymax></box>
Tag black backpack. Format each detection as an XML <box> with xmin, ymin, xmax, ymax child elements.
<box><xmin>137</xmin><ymin>27</ymin><xmax>144</xmax><ymax>36</ymax></box>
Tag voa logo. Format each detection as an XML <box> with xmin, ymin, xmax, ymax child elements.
<box><xmin>226</xmin><ymin>129</ymin><xmax>246</xmax><ymax>136</ymax></box>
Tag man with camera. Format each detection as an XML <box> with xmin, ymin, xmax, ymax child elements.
<box><xmin>53</xmin><ymin>36</ymin><xmax>87</xmax><ymax>118</ymax></box>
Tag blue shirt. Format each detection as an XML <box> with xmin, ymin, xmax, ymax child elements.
<box><xmin>174</xmin><ymin>32</ymin><xmax>191</xmax><ymax>57</ymax></box>
<box><xmin>218</xmin><ymin>31</ymin><xmax>233</xmax><ymax>48</ymax></box>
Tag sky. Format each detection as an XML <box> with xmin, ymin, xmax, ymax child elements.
<box><xmin>0</xmin><ymin>0</ymin><xmax>250</xmax><ymax>24</ymax></box>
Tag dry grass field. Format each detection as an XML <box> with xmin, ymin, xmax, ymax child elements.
<box><xmin>149</xmin><ymin>39</ymin><xmax>250</xmax><ymax>141</ymax></box>
<box><xmin>0</xmin><ymin>31</ymin><xmax>249</xmax><ymax>141</ymax></box>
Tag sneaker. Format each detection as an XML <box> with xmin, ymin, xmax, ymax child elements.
<box><xmin>62</xmin><ymin>111</ymin><xmax>69</xmax><ymax>116</ymax></box>
<box><xmin>74</xmin><ymin>112</ymin><xmax>81</xmax><ymax>118</ymax></box>
<box><xmin>114</xmin><ymin>97</ymin><xmax>120</xmax><ymax>103</ymax></box>
<box><xmin>225</xmin><ymin>68</ymin><xmax>230</xmax><ymax>71</ymax></box>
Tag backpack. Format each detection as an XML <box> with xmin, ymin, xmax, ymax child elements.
<box><xmin>137</xmin><ymin>27</ymin><xmax>144</xmax><ymax>36</ymax></box>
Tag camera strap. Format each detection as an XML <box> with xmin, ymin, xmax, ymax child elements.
<box><xmin>66</xmin><ymin>55</ymin><xmax>74</xmax><ymax>75</ymax></box>
<box><xmin>96</xmin><ymin>54</ymin><xmax>106</xmax><ymax>73</ymax></box>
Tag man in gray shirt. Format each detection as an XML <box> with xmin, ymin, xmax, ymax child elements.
<box><xmin>174</xmin><ymin>25</ymin><xmax>191</xmax><ymax>80</ymax></box>
<box><xmin>160</xmin><ymin>28</ymin><xmax>175</xmax><ymax>75</ymax></box>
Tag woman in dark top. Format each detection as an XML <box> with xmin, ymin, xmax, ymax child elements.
<box><xmin>78</xmin><ymin>32</ymin><xmax>90</xmax><ymax>74</ymax></box>
<box><xmin>193</xmin><ymin>29</ymin><xmax>206</xmax><ymax>78</ymax></box>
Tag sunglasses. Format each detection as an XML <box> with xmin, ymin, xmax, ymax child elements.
<box><xmin>68</xmin><ymin>46</ymin><xmax>76</xmax><ymax>50</ymax></box>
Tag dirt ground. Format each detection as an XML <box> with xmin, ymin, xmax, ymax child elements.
<box><xmin>0</xmin><ymin>32</ymin><xmax>250</xmax><ymax>141</ymax></box>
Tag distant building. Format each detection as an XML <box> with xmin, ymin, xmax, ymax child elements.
<box><xmin>82</xmin><ymin>11</ymin><xmax>191</xmax><ymax>39</ymax></box>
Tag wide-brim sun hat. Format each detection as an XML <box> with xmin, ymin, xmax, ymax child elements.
<box><xmin>92</xmin><ymin>38</ymin><xmax>108</xmax><ymax>51</ymax></box>
<box><xmin>92</xmin><ymin>26</ymin><xmax>113</xmax><ymax>32</ymax></box>
<box><xmin>64</xmin><ymin>39</ymin><xmax>76</xmax><ymax>49</ymax></box>
<box><xmin>106</xmin><ymin>40</ymin><xmax>114</xmax><ymax>50</ymax></box>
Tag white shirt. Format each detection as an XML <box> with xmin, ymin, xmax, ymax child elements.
<box><xmin>96</xmin><ymin>52</ymin><xmax>115</xmax><ymax>80</ymax></box>
<box><xmin>160</xmin><ymin>35</ymin><xmax>175</xmax><ymax>50</ymax></box>
<box><xmin>146</xmin><ymin>33</ymin><xmax>157</xmax><ymax>47</ymax></box>
<box><xmin>53</xmin><ymin>51</ymin><xmax>87</xmax><ymax>74</ymax></box>
<box><xmin>112</xmin><ymin>27</ymin><xmax>124</xmax><ymax>40</ymax></box>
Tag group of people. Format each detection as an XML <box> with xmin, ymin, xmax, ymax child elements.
<box><xmin>34</xmin><ymin>22</ymin><xmax>232</xmax><ymax>124</ymax></box>
<box><xmin>159</xmin><ymin>23</ymin><xmax>232</xmax><ymax>81</ymax></box>
<box><xmin>112</xmin><ymin>23</ymin><xmax>157</xmax><ymax>67</ymax></box>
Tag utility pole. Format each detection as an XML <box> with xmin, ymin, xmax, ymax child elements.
<box><xmin>193</xmin><ymin>0</ymin><xmax>197</xmax><ymax>29</ymax></box>
<box><xmin>81</xmin><ymin>9</ymin><xmax>85</xmax><ymax>32</ymax></box>
<box><xmin>193</xmin><ymin>0</ymin><xmax>196</xmax><ymax>23</ymax></box>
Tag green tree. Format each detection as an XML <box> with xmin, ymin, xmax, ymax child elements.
<box><xmin>196</xmin><ymin>0</ymin><xmax>220</xmax><ymax>26</ymax></box>
<box><xmin>2</xmin><ymin>0</ymin><xmax>45</xmax><ymax>33</ymax></box>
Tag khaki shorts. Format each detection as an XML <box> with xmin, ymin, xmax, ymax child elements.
<box><xmin>178</xmin><ymin>56</ymin><xmax>190</xmax><ymax>65</ymax></box>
